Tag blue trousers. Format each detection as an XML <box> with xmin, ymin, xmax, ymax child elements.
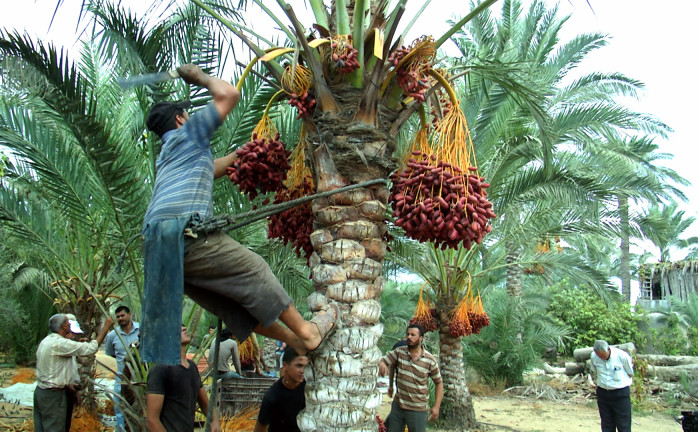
<box><xmin>596</xmin><ymin>386</ymin><xmax>631</xmax><ymax>432</ymax></box>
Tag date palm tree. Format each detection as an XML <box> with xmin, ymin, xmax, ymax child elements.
<box><xmin>638</xmin><ymin>202</ymin><xmax>698</xmax><ymax>263</ymax></box>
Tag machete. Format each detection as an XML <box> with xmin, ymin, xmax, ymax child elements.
<box><xmin>116</xmin><ymin>70</ymin><xmax>180</xmax><ymax>88</ymax></box>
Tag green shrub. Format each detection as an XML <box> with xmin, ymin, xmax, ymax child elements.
<box><xmin>546</xmin><ymin>283</ymin><xmax>646</xmax><ymax>352</ymax></box>
<box><xmin>462</xmin><ymin>288</ymin><xmax>569</xmax><ymax>387</ymax></box>
<box><xmin>645</xmin><ymin>314</ymin><xmax>686</xmax><ymax>355</ymax></box>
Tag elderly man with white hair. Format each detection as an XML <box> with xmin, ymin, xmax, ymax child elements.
<box><xmin>589</xmin><ymin>340</ymin><xmax>634</xmax><ymax>432</ymax></box>
<box><xmin>33</xmin><ymin>313</ymin><xmax>113</xmax><ymax>432</ymax></box>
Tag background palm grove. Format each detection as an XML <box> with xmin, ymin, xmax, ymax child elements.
<box><xmin>1</xmin><ymin>0</ymin><xmax>697</xmax><ymax>431</ymax></box>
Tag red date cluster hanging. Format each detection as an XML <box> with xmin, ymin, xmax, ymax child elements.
<box><xmin>288</xmin><ymin>91</ymin><xmax>316</xmax><ymax>119</ymax></box>
<box><xmin>409</xmin><ymin>308</ymin><xmax>438</xmax><ymax>333</ymax></box>
<box><xmin>268</xmin><ymin>179</ymin><xmax>314</xmax><ymax>262</ymax></box>
<box><xmin>227</xmin><ymin>132</ymin><xmax>291</xmax><ymax>200</ymax></box>
<box><xmin>387</xmin><ymin>42</ymin><xmax>432</xmax><ymax>103</ymax></box>
<box><xmin>468</xmin><ymin>310</ymin><xmax>490</xmax><ymax>334</ymax></box>
<box><xmin>387</xmin><ymin>45</ymin><xmax>410</xmax><ymax>66</ymax></box>
<box><xmin>389</xmin><ymin>151</ymin><xmax>496</xmax><ymax>250</ymax></box>
<box><xmin>331</xmin><ymin>41</ymin><xmax>360</xmax><ymax>74</ymax></box>
<box><xmin>396</xmin><ymin>69</ymin><xmax>429</xmax><ymax>102</ymax></box>
<box><xmin>447</xmin><ymin>318</ymin><xmax>473</xmax><ymax>338</ymax></box>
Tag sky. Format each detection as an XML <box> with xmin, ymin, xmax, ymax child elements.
<box><xmin>1</xmin><ymin>0</ymin><xmax>697</xmax><ymax>261</ymax></box>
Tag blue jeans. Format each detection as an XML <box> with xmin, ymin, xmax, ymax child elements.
<box><xmin>218</xmin><ymin>371</ymin><xmax>242</xmax><ymax>380</ymax></box>
<box><xmin>114</xmin><ymin>381</ymin><xmax>124</xmax><ymax>432</ymax></box>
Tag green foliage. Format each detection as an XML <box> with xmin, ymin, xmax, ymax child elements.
<box><xmin>646</xmin><ymin>292</ymin><xmax>698</xmax><ymax>355</ymax></box>
<box><xmin>0</xmin><ymin>258</ymin><xmax>56</xmax><ymax>365</ymax></box>
<box><xmin>646</xmin><ymin>314</ymin><xmax>686</xmax><ymax>355</ymax></box>
<box><xmin>462</xmin><ymin>287</ymin><xmax>569</xmax><ymax>386</ymax></box>
<box><xmin>546</xmin><ymin>282</ymin><xmax>646</xmax><ymax>352</ymax></box>
<box><xmin>379</xmin><ymin>280</ymin><xmax>420</xmax><ymax>353</ymax></box>
<box><xmin>631</xmin><ymin>356</ymin><xmax>649</xmax><ymax>404</ymax></box>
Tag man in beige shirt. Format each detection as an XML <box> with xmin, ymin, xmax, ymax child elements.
<box><xmin>33</xmin><ymin>313</ymin><xmax>113</xmax><ymax>432</ymax></box>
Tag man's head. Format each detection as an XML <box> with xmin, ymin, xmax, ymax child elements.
<box><xmin>406</xmin><ymin>323</ymin><xmax>424</xmax><ymax>348</ymax></box>
<box><xmin>282</xmin><ymin>347</ymin><xmax>308</xmax><ymax>387</ymax></box>
<box><xmin>115</xmin><ymin>305</ymin><xmax>132</xmax><ymax>329</ymax></box>
<box><xmin>146</xmin><ymin>100</ymin><xmax>192</xmax><ymax>138</ymax></box>
<box><xmin>181</xmin><ymin>325</ymin><xmax>192</xmax><ymax>346</ymax></box>
<box><xmin>220</xmin><ymin>328</ymin><xmax>233</xmax><ymax>342</ymax></box>
<box><xmin>49</xmin><ymin>313</ymin><xmax>83</xmax><ymax>336</ymax></box>
<box><xmin>593</xmin><ymin>339</ymin><xmax>610</xmax><ymax>360</ymax></box>
<box><xmin>65</xmin><ymin>314</ymin><xmax>84</xmax><ymax>339</ymax></box>
<box><xmin>208</xmin><ymin>326</ymin><xmax>216</xmax><ymax>335</ymax></box>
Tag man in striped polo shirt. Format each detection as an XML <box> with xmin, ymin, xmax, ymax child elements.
<box><xmin>140</xmin><ymin>64</ymin><xmax>339</xmax><ymax>367</ymax></box>
<box><xmin>379</xmin><ymin>324</ymin><xmax>443</xmax><ymax>432</ymax></box>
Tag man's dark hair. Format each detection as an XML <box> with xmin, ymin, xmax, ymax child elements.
<box><xmin>209</xmin><ymin>325</ymin><xmax>216</xmax><ymax>330</ymax></box>
<box><xmin>392</xmin><ymin>339</ymin><xmax>408</xmax><ymax>350</ymax></box>
<box><xmin>145</xmin><ymin>100</ymin><xmax>192</xmax><ymax>138</ymax></box>
<box><xmin>407</xmin><ymin>323</ymin><xmax>424</xmax><ymax>337</ymax></box>
<box><xmin>115</xmin><ymin>305</ymin><xmax>130</xmax><ymax>314</ymax></box>
<box><xmin>282</xmin><ymin>347</ymin><xmax>306</xmax><ymax>365</ymax></box>
<box><xmin>220</xmin><ymin>328</ymin><xmax>233</xmax><ymax>341</ymax></box>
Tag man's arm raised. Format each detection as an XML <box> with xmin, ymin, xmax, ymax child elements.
<box><xmin>177</xmin><ymin>64</ymin><xmax>240</xmax><ymax>121</ymax></box>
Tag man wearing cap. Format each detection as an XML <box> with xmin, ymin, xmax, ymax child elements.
<box><xmin>33</xmin><ymin>313</ymin><xmax>113</xmax><ymax>432</ymax></box>
<box><xmin>140</xmin><ymin>64</ymin><xmax>339</xmax><ymax>367</ymax></box>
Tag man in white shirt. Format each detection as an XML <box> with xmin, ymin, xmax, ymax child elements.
<box><xmin>589</xmin><ymin>340</ymin><xmax>634</xmax><ymax>432</ymax></box>
<box><xmin>33</xmin><ymin>313</ymin><xmax>113</xmax><ymax>432</ymax></box>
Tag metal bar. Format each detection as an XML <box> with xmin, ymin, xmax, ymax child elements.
<box><xmin>189</xmin><ymin>178</ymin><xmax>388</xmax><ymax>234</ymax></box>
<box><xmin>204</xmin><ymin>319</ymin><xmax>223</xmax><ymax>432</ymax></box>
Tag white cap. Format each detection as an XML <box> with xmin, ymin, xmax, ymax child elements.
<box><xmin>68</xmin><ymin>317</ymin><xmax>84</xmax><ymax>334</ymax></box>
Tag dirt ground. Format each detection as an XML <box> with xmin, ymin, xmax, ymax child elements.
<box><xmin>0</xmin><ymin>360</ymin><xmax>691</xmax><ymax>432</ymax></box>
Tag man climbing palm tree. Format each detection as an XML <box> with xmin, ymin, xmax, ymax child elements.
<box><xmin>140</xmin><ymin>64</ymin><xmax>339</xmax><ymax>366</ymax></box>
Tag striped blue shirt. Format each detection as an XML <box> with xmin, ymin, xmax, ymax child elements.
<box><xmin>143</xmin><ymin>103</ymin><xmax>222</xmax><ymax>228</ymax></box>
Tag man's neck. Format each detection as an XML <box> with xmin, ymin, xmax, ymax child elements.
<box><xmin>180</xmin><ymin>347</ymin><xmax>189</xmax><ymax>367</ymax></box>
<box><xmin>408</xmin><ymin>344</ymin><xmax>422</xmax><ymax>357</ymax></box>
<box><xmin>120</xmin><ymin>322</ymin><xmax>133</xmax><ymax>334</ymax></box>
<box><xmin>282</xmin><ymin>378</ymin><xmax>302</xmax><ymax>390</ymax></box>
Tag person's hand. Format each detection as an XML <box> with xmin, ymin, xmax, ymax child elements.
<box><xmin>428</xmin><ymin>406</ymin><xmax>439</xmax><ymax>422</ymax></box>
<box><xmin>388</xmin><ymin>385</ymin><xmax>393</xmax><ymax>398</ymax></box>
<box><xmin>378</xmin><ymin>361</ymin><xmax>388</xmax><ymax>376</ymax></box>
<box><xmin>177</xmin><ymin>64</ymin><xmax>206</xmax><ymax>86</ymax></box>
<box><xmin>104</xmin><ymin>316</ymin><xmax>115</xmax><ymax>327</ymax></box>
<box><xmin>67</xmin><ymin>384</ymin><xmax>82</xmax><ymax>405</ymax></box>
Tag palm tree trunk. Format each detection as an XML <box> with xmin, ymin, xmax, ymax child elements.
<box><xmin>297</xmin><ymin>106</ymin><xmax>395</xmax><ymax>432</ymax></box>
<box><xmin>436</xmin><ymin>308</ymin><xmax>478</xmax><ymax>431</ymax></box>
<box><xmin>505</xmin><ymin>240</ymin><xmax>523</xmax><ymax>297</ymax></box>
<box><xmin>618</xmin><ymin>194</ymin><xmax>631</xmax><ymax>302</ymax></box>
<box><xmin>67</xmin><ymin>298</ymin><xmax>101</xmax><ymax>412</ymax></box>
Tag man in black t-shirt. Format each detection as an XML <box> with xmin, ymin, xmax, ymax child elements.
<box><xmin>146</xmin><ymin>325</ymin><xmax>219</xmax><ymax>432</ymax></box>
<box><xmin>254</xmin><ymin>347</ymin><xmax>308</xmax><ymax>432</ymax></box>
